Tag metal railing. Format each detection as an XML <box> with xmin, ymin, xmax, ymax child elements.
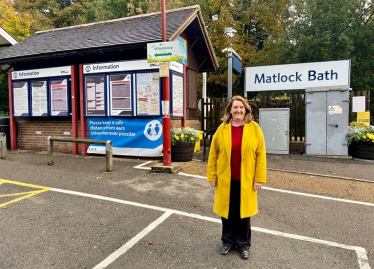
<box><xmin>47</xmin><ymin>137</ymin><xmax>113</xmax><ymax>172</ymax></box>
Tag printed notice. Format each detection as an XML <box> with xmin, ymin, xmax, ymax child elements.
<box><xmin>352</xmin><ymin>96</ymin><xmax>365</xmax><ymax>112</ymax></box>
<box><xmin>136</xmin><ymin>73</ymin><xmax>160</xmax><ymax>115</ymax></box>
<box><xmin>13</xmin><ymin>82</ymin><xmax>29</xmax><ymax>116</ymax></box>
<box><xmin>172</xmin><ymin>75</ymin><xmax>183</xmax><ymax>117</ymax></box>
<box><xmin>31</xmin><ymin>81</ymin><xmax>48</xmax><ymax>116</ymax></box>
<box><xmin>86</xmin><ymin>76</ymin><xmax>105</xmax><ymax>116</ymax></box>
<box><xmin>328</xmin><ymin>105</ymin><xmax>342</xmax><ymax>115</ymax></box>
<box><xmin>51</xmin><ymin>79</ymin><xmax>68</xmax><ymax>116</ymax></box>
<box><xmin>110</xmin><ymin>74</ymin><xmax>132</xmax><ymax>116</ymax></box>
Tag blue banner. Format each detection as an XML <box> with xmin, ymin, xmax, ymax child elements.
<box><xmin>87</xmin><ymin>117</ymin><xmax>163</xmax><ymax>156</ymax></box>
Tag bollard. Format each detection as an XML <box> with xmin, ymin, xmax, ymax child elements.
<box><xmin>1</xmin><ymin>133</ymin><xmax>7</xmax><ymax>159</ymax></box>
<box><xmin>47</xmin><ymin>136</ymin><xmax>54</xmax><ymax>165</ymax></box>
<box><xmin>105</xmin><ymin>140</ymin><xmax>113</xmax><ymax>172</ymax></box>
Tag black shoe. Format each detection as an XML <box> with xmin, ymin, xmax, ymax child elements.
<box><xmin>220</xmin><ymin>246</ymin><xmax>233</xmax><ymax>255</ymax></box>
<box><xmin>239</xmin><ymin>249</ymin><xmax>249</xmax><ymax>260</ymax></box>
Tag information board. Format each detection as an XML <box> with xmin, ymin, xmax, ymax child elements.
<box><xmin>172</xmin><ymin>74</ymin><xmax>183</xmax><ymax>117</ymax></box>
<box><xmin>136</xmin><ymin>73</ymin><xmax>161</xmax><ymax>116</ymax></box>
<box><xmin>13</xmin><ymin>81</ymin><xmax>29</xmax><ymax>116</ymax></box>
<box><xmin>50</xmin><ymin>79</ymin><xmax>69</xmax><ymax>116</ymax></box>
<box><xmin>86</xmin><ymin>76</ymin><xmax>106</xmax><ymax>116</ymax></box>
<box><xmin>110</xmin><ymin>74</ymin><xmax>132</xmax><ymax>116</ymax></box>
<box><xmin>31</xmin><ymin>80</ymin><xmax>48</xmax><ymax>116</ymax></box>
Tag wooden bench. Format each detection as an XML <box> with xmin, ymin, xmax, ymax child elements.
<box><xmin>47</xmin><ymin>137</ymin><xmax>113</xmax><ymax>172</ymax></box>
<box><xmin>0</xmin><ymin>132</ymin><xmax>6</xmax><ymax>159</ymax></box>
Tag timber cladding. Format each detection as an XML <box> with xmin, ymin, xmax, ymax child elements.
<box><xmin>16</xmin><ymin>119</ymin><xmax>82</xmax><ymax>153</ymax></box>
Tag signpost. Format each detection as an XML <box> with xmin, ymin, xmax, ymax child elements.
<box><xmin>147</xmin><ymin>41</ymin><xmax>179</xmax><ymax>62</ymax></box>
<box><xmin>222</xmin><ymin>47</ymin><xmax>242</xmax><ymax>99</ymax></box>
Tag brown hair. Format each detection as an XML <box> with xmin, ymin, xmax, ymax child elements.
<box><xmin>222</xmin><ymin>95</ymin><xmax>252</xmax><ymax>124</ymax></box>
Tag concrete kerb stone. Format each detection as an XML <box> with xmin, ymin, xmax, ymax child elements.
<box><xmin>150</xmin><ymin>161</ymin><xmax>181</xmax><ymax>173</ymax></box>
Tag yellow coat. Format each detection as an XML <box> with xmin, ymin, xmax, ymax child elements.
<box><xmin>207</xmin><ymin>121</ymin><xmax>267</xmax><ymax>219</ymax></box>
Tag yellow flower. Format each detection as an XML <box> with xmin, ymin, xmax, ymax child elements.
<box><xmin>362</xmin><ymin>135</ymin><xmax>366</xmax><ymax>139</ymax></box>
<box><xmin>175</xmin><ymin>135</ymin><xmax>179</xmax><ymax>140</ymax></box>
<box><xmin>181</xmin><ymin>134</ymin><xmax>184</xmax><ymax>138</ymax></box>
<box><xmin>178</xmin><ymin>128</ymin><xmax>181</xmax><ymax>131</ymax></box>
<box><xmin>191</xmin><ymin>137</ymin><xmax>194</xmax><ymax>141</ymax></box>
<box><xmin>186</xmin><ymin>127</ymin><xmax>190</xmax><ymax>129</ymax></box>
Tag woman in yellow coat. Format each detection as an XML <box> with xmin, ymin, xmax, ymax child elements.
<box><xmin>207</xmin><ymin>96</ymin><xmax>266</xmax><ymax>259</ymax></box>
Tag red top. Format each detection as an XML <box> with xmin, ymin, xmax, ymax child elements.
<box><xmin>231</xmin><ymin>125</ymin><xmax>243</xmax><ymax>180</ymax></box>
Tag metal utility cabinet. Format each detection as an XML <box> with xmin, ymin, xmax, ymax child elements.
<box><xmin>259</xmin><ymin>108</ymin><xmax>290</xmax><ymax>154</ymax></box>
<box><xmin>305</xmin><ymin>87</ymin><xmax>350</xmax><ymax>156</ymax></box>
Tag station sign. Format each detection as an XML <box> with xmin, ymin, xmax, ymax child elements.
<box><xmin>245</xmin><ymin>60</ymin><xmax>350</xmax><ymax>92</ymax></box>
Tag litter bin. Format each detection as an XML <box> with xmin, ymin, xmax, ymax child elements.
<box><xmin>0</xmin><ymin>117</ymin><xmax>11</xmax><ymax>150</ymax></box>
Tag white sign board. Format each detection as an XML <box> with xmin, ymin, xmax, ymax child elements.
<box><xmin>352</xmin><ymin>96</ymin><xmax>366</xmax><ymax>112</ymax></box>
<box><xmin>84</xmin><ymin>60</ymin><xmax>159</xmax><ymax>74</ymax></box>
<box><xmin>12</xmin><ymin>66</ymin><xmax>71</xmax><ymax>80</ymax></box>
<box><xmin>147</xmin><ymin>41</ymin><xmax>179</xmax><ymax>63</ymax></box>
<box><xmin>245</xmin><ymin>60</ymin><xmax>350</xmax><ymax>92</ymax></box>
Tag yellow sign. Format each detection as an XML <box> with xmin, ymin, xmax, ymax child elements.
<box><xmin>357</xmin><ymin>111</ymin><xmax>370</xmax><ymax>126</ymax></box>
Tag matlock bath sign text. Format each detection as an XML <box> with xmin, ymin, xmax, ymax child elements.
<box><xmin>245</xmin><ymin>60</ymin><xmax>350</xmax><ymax>92</ymax></box>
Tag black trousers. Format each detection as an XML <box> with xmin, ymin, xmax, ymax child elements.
<box><xmin>221</xmin><ymin>180</ymin><xmax>251</xmax><ymax>251</ymax></box>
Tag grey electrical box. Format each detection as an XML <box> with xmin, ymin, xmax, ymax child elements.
<box><xmin>305</xmin><ymin>87</ymin><xmax>350</xmax><ymax>156</ymax></box>
<box><xmin>259</xmin><ymin>108</ymin><xmax>290</xmax><ymax>154</ymax></box>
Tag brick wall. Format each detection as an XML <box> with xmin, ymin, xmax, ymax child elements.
<box><xmin>16</xmin><ymin>118</ymin><xmax>82</xmax><ymax>153</ymax></box>
<box><xmin>171</xmin><ymin>119</ymin><xmax>201</xmax><ymax>131</ymax></box>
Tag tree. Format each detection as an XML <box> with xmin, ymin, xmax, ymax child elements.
<box><xmin>287</xmin><ymin>0</ymin><xmax>374</xmax><ymax>91</ymax></box>
<box><xmin>0</xmin><ymin>0</ymin><xmax>34</xmax><ymax>40</ymax></box>
<box><xmin>14</xmin><ymin>0</ymin><xmax>89</xmax><ymax>30</ymax></box>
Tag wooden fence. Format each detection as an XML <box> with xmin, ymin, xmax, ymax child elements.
<box><xmin>201</xmin><ymin>90</ymin><xmax>372</xmax><ymax>142</ymax></box>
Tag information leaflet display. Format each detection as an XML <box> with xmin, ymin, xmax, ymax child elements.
<box><xmin>171</xmin><ymin>74</ymin><xmax>183</xmax><ymax>117</ymax></box>
<box><xmin>86</xmin><ymin>76</ymin><xmax>106</xmax><ymax>116</ymax></box>
<box><xmin>136</xmin><ymin>73</ymin><xmax>160</xmax><ymax>116</ymax></box>
<box><xmin>31</xmin><ymin>81</ymin><xmax>48</xmax><ymax>116</ymax></box>
<box><xmin>110</xmin><ymin>74</ymin><xmax>132</xmax><ymax>116</ymax></box>
<box><xmin>13</xmin><ymin>82</ymin><xmax>29</xmax><ymax>116</ymax></box>
<box><xmin>50</xmin><ymin>79</ymin><xmax>68</xmax><ymax>116</ymax></box>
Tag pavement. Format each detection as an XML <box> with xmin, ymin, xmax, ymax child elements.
<box><xmin>194</xmin><ymin>147</ymin><xmax>374</xmax><ymax>182</ymax></box>
<box><xmin>0</xmin><ymin>149</ymin><xmax>373</xmax><ymax>269</ymax></box>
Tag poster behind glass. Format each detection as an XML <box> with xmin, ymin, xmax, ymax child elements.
<box><xmin>110</xmin><ymin>74</ymin><xmax>132</xmax><ymax>116</ymax></box>
<box><xmin>50</xmin><ymin>79</ymin><xmax>69</xmax><ymax>116</ymax></box>
<box><xmin>13</xmin><ymin>82</ymin><xmax>29</xmax><ymax>116</ymax></box>
<box><xmin>86</xmin><ymin>76</ymin><xmax>106</xmax><ymax>116</ymax></box>
<box><xmin>31</xmin><ymin>80</ymin><xmax>48</xmax><ymax>116</ymax></box>
<box><xmin>172</xmin><ymin>75</ymin><xmax>183</xmax><ymax>117</ymax></box>
<box><xmin>136</xmin><ymin>73</ymin><xmax>160</xmax><ymax>116</ymax></box>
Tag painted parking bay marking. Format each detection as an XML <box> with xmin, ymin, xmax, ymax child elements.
<box><xmin>0</xmin><ymin>179</ymin><xmax>50</xmax><ymax>207</ymax></box>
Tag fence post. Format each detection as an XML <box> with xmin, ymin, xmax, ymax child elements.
<box><xmin>47</xmin><ymin>136</ymin><xmax>54</xmax><ymax>166</ymax></box>
<box><xmin>1</xmin><ymin>133</ymin><xmax>7</xmax><ymax>159</ymax></box>
<box><xmin>105</xmin><ymin>140</ymin><xmax>113</xmax><ymax>172</ymax></box>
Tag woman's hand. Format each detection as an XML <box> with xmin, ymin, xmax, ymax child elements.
<box><xmin>209</xmin><ymin>181</ymin><xmax>217</xmax><ymax>187</ymax></box>
<box><xmin>253</xmin><ymin>182</ymin><xmax>262</xmax><ymax>191</ymax></box>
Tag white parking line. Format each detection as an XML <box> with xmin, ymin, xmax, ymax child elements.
<box><xmin>92</xmin><ymin>211</ymin><xmax>173</xmax><ymax>269</ymax></box>
<box><xmin>134</xmin><ymin>162</ymin><xmax>374</xmax><ymax>207</ymax></box>
<box><xmin>50</xmin><ymin>187</ymin><xmax>371</xmax><ymax>269</ymax></box>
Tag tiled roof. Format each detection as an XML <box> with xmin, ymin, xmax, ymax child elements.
<box><xmin>0</xmin><ymin>6</ymin><xmax>201</xmax><ymax>62</ymax></box>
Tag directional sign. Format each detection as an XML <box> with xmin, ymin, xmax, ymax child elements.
<box><xmin>147</xmin><ymin>41</ymin><xmax>180</xmax><ymax>63</ymax></box>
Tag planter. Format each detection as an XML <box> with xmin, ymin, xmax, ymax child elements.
<box><xmin>171</xmin><ymin>142</ymin><xmax>195</xmax><ymax>162</ymax></box>
<box><xmin>349</xmin><ymin>143</ymin><xmax>374</xmax><ymax>160</ymax></box>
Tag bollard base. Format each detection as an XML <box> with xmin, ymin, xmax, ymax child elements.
<box><xmin>151</xmin><ymin>162</ymin><xmax>180</xmax><ymax>173</ymax></box>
